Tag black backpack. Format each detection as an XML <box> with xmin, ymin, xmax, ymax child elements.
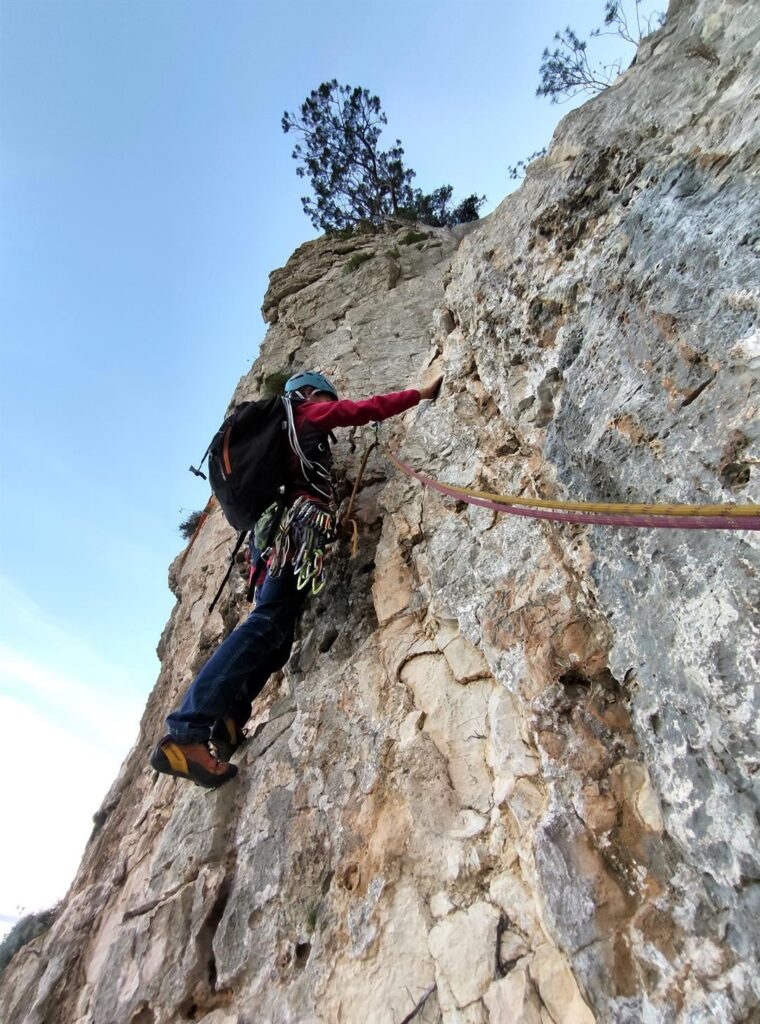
<box><xmin>190</xmin><ymin>397</ymin><xmax>292</xmax><ymax>610</ymax></box>
<box><xmin>191</xmin><ymin>396</ymin><xmax>290</xmax><ymax>531</ymax></box>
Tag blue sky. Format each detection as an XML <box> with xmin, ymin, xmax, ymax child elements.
<box><xmin>0</xmin><ymin>0</ymin><xmax>659</xmax><ymax>929</ymax></box>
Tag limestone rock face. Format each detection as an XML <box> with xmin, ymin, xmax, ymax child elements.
<box><xmin>2</xmin><ymin>1</ymin><xmax>758</xmax><ymax>1021</ymax></box>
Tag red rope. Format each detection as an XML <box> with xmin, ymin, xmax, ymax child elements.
<box><xmin>389</xmin><ymin>454</ymin><xmax>760</xmax><ymax>532</ymax></box>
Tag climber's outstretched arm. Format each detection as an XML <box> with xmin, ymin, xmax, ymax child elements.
<box><xmin>301</xmin><ymin>376</ymin><xmax>443</xmax><ymax>431</ymax></box>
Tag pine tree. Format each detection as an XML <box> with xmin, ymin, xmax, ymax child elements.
<box><xmin>283</xmin><ymin>81</ymin><xmax>485</xmax><ymax>233</ymax></box>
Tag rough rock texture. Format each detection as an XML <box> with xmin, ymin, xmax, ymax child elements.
<box><xmin>2</xmin><ymin>1</ymin><xmax>758</xmax><ymax>1021</ymax></box>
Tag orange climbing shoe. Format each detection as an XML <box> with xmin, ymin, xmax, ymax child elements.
<box><xmin>210</xmin><ymin>717</ymin><xmax>243</xmax><ymax>762</ymax></box>
<box><xmin>150</xmin><ymin>735</ymin><xmax>238</xmax><ymax>789</ymax></box>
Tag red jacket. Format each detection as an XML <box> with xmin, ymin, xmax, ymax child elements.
<box><xmin>288</xmin><ymin>389</ymin><xmax>421</xmax><ymax>502</ymax></box>
<box><xmin>296</xmin><ymin>389</ymin><xmax>421</xmax><ymax>432</ymax></box>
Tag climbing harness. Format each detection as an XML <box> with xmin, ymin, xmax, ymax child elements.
<box><xmin>384</xmin><ymin>451</ymin><xmax>760</xmax><ymax>532</ymax></box>
<box><xmin>265</xmin><ymin>496</ymin><xmax>336</xmax><ymax>594</ymax></box>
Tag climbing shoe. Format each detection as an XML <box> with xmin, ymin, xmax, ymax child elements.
<box><xmin>150</xmin><ymin>735</ymin><xmax>238</xmax><ymax>789</ymax></box>
<box><xmin>210</xmin><ymin>717</ymin><xmax>243</xmax><ymax>762</ymax></box>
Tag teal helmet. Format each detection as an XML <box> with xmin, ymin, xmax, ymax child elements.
<box><xmin>284</xmin><ymin>371</ymin><xmax>339</xmax><ymax>400</ymax></box>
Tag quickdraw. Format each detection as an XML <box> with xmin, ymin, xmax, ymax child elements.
<box><xmin>267</xmin><ymin>496</ymin><xmax>336</xmax><ymax>594</ymax></box>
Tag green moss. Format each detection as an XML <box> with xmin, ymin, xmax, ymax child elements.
<box><xmin>399</xmin><ymin>230</ymin><xmax>428</xmax><ymax>245</ymax></box>
<box><xmin>306</xmin><ymin>904</ymin><xmax>319</xmax><ymax>931</ymax></box>
<box><xmin>343</xmin><ymin>251</ymin><xmax>374</xmax><ymax>274</ymax></box>
<box><xmin>261</xmin><ymin>370</ymin><xmax>291</xmax><ymax>397</ymax></box>
<box><xmin>387</xmin><ymin>248</ymin><xmax>400</xmax><ymax>260</ymax></box>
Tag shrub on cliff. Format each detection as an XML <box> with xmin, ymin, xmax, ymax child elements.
<box><xmin>537</xmin><ymin>0</ymin><xmax>665</xmax><ymax>103</ymax></box>
<box><xmin>179</xmin><ymin>510</ymin><xmax>204</xmax><ymax>540</ymax></box>
<box><xmin>282</xmin><ymin>81</ymin><xmax>485</xmax><ymax>233</ymax></box>
<box><xmin>507</xmin><ymin>2</ymin><xmax>664</xmax><ymax>179</ymax></box>
<box><xmin>398</xmin><ymin>185</ymin><xmax>485</xmax><ymax>228</ymax></box>
<box><xmin>0</xmin><ymin>907</ymin><xmax>57</xmax><ymax>977</ymax></box>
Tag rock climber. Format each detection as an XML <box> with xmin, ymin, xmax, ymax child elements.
<box><xmin>150</xmin><ymin>370</ymin><xmax>443</xmax><ymax>788</ymax></box>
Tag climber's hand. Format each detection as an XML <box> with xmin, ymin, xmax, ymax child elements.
<box><xmin>419</xmin><ymin>375</ymin><xmax>443</xmax><ymax>402</ymax></box>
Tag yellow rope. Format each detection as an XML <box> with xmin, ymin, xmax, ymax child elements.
<box><xmin>384</xmin><ymin>451</ymin><xmax>758</xmax><ymax>519</ymax></box>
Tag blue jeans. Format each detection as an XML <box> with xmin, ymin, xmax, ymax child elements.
<box><xmin>166</xmin><ymin>563</ymin><xmax>308</xmax><ymax>744</ymax></box>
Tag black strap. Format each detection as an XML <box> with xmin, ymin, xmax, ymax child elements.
<box><xmin>189</xmin><ymin>441</ymin><xmax>212</xmax><ymax>480</ymax></box>
<box><xmin>190</xmin><ymin>427</ymin><xmax>222</xmax><ymax>480</ymax></box>
<box><xmin>208</xmin><ymin>531</ymin><xmax>248</xmax><ymax>613</ymax></box>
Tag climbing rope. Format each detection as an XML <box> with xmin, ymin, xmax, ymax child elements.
<box><xmin>385</xmin><ymin>451</ymin><xmax>760</xmax><ymax>532</ymax></box>
<box><xmin>339</xmin><ymin>439</ymin><xmax>379</xmax><ymax>557</ymax></box>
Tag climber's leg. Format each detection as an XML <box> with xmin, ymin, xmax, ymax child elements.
<box><xmin>166</xmin><ymin>565</ymin><xmax>307</xmax><ymax>745</ymax></box>
<box><xmin>209</xmin><ymin>636</ymin><xmax>294</xmax><ymax>759</ymax></box>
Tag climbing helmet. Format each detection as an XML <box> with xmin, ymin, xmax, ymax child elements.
<box><xmin>284</xmin><ymin>371</ymin><xmax>339</xmax><ymax>401</ymax></box>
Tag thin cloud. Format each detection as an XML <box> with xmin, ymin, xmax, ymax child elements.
<box><xmin>0</xmin><ymin>573</ymin><xmax>148</xmax><ymax>753</ymax></box>
<box><xmin>0</xmin><ymin>696</ymin><xmax>127</xmax><ymax>921</ymax></box>
<box><xmin>0</xmin><ymin>642</ymin><xmax>142</xmax><ymax>750</ymax></box>
<box><xmin>0</xmin><ymin>573</ymin><xmax>147</xmax><ymax>695</ymax></box>
<box><xmin>0</xmin><ymin>578</ymin><xmax>147</xmax><ymax>921</ymax></box>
